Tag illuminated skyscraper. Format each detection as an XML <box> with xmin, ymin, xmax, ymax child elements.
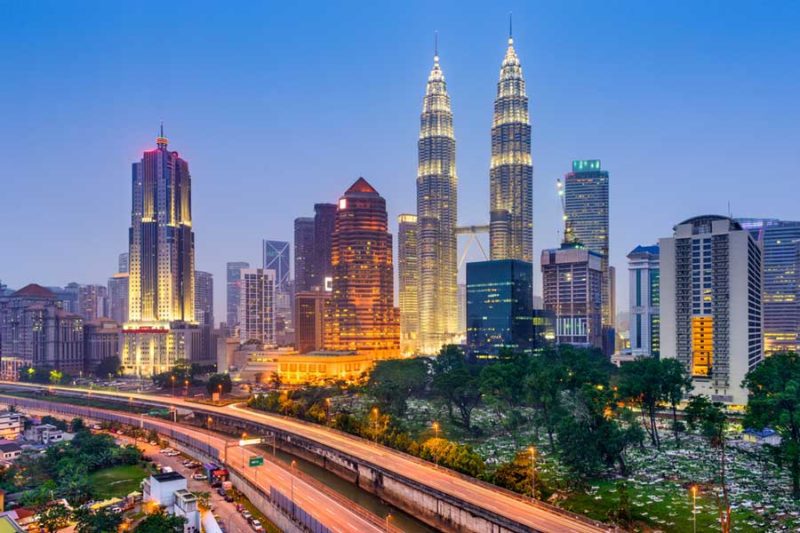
<box><xmin>262</xmin><ymin>240</ymin><xmax>290</xmax><ymax>292</ymax></box>
<box><xmin>226</xmin><ymin>261</ymin><xmax>249</xmax><ymax>334</ymax></box>
<box><xmin>489</xmin><ymin>27</ymin><xmax>533</xmax><ymax>263</ymax></box>
<box><xmin>563</xmin><ymin>160</ymin><xmax>613</xmax><ymax>329</ymax></box>
<box><xmin>121</xmin><ymin>128</ymin><xmax>198</xmax><ymax>376</ymax></box>
<box><xmin>194</xmin><ymin>270</ymin><xmax>214</xmax><ymax>327</ymax></box>
<box><xmin>416</xmin><ymin>42</ymin><xmax>458</xmax><ymax>354</ymax></box>
<box><xmin>294</xmin><ymin>217</ymin><xmax>315</xmax><ymax>293</ymax></box>
<box><xmin>239</xmin><ymin>268</ymin><xmax>276</xmax><ymax>346</ymax></box>
<box><xmin>660</xmin><ymin>216</ymin><xmax>763</xmax><ymax>406</ymax></box>
<box><xmin>397</xmin><ymin>214</ymin><xmax>419</xmax><ymax>355</ymax></box>
<box><xmin>312</xmin><ymin>203</ymin><xmax>336</xmax><ymax>290</ymax></box>
<box><xmin>325</xmin><ymin>178</ymin><xmax>399</xmax><ymax>358</ymax></box>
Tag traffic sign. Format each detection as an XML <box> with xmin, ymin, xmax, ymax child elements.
<box><xmin>249</xmin><ymin>456</ymin><xmax>264</xmax><ymax>467</ymax></box>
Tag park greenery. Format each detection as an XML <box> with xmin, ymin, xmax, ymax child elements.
<box><xmin>247</xmin><ymin>346</ymin><xmax>800</xmax><ymax>531</ymax></box>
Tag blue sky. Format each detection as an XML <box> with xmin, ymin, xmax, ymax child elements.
<box><xmin>1</xmin><ymin>1</ymin><xmax>799</xmax><ymax>324</ymax></box>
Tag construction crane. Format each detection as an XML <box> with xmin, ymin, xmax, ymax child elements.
<box><xmin>556</xmin><ymin>178</ymin><xmax>576</xmax><ymax>245</ymax></box>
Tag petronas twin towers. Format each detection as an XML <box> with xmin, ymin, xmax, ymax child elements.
<box><xmin>407</xmin><ymin>28</ymin><xmax>532</xmax><ymax>355</ymax></box>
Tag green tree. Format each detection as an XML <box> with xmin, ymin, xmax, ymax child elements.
<box><xmin>36</xmin><ymin>503</ymin><xmax>72</xmax><ymax>533</ymax></box>
<box><xmin>95</xmin><ymin>356</ymin><xmax>120</xmax><ymax>378</ymax></box>
<box><xmin>366</xmin><ymin>358</ymin><xmax>429</xmax><ymax>417</ymax></box>
<box><xmin>479</xmin><ymin>356</ymin><xmax>528</xmax><ymax>431</ymax></box>
<box><xmin>71</xmin><ymin>417</ymin><xmax>86</xmax><ymax>432</ymax></box>
<box><xmin>618</xmin><ymin>357</ymin><xmax>665</xmax><ymax>448</ymax></box>
<box><xmin>492</xmin><ymin>449</ymin><xmax>542</xmax><ymax>498</ymax></box>
<box><xmin>74</xmin><ymin>506</ymin><xmax>123</xmax><ymax>533</ymax></box>
<box><xmin>419</xmin><ymin>438</ymin><xmax>485</xmax><ymax>477</ymax></box>
<box><xmin>744</xmin><ymin>352</ymin><xmax>800</xmax><ymax>499</ymax></box>
<box><xmin>661</xmin><ymin>358</ymin><xmax>692</xmax><ymax>444</ymax></box>
<box><xmin>525</xmin><ymin>352</ymin><xmax>565</xmax><ymax>449</ymax></box>
<box><xmin>48</xmin><ymin>369</ymin><xmax>63</xmax><ymax>385</ymax></box>
<box><xmin>206</xmin><ymin>373</ymin><xmax>233</xmax><ymax>396</ymax></box>
<box><xmin>431</xmin><ymin>346</ymin><xmax>482</xmax><ymax>429</ymax></box>
<box><xmin>135</xmin><ymin>507</ymin><xmax>186</xmax><ymax>532</ymax></box>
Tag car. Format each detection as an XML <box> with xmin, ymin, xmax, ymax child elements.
<box><xmin>250</xmin><ymin>520</ymin><xmax>263</xmax><ymax>532</ymax></box>
<box><xmin>217</xmin><ymin>488</ymin><xmax>226</xmax><ymax>497</ymax></box>
<box><xmin>224</xmin><ymin>494</ymin><xmax>234</xmax><ymax>503</ymax></box>
<box><xmin>158</xmin><ymin>448</ymin><xmax>172</xmax><ymax>454</ymax></box>
<box><xmin>235</xmin><ymin>504</ymin><xmax>244</xmax><ymax>512</ymax></box>
<box><xmin>182</xmin><ymin>460</ymin><xmax>193</xmax><ymax>467</ymax></box>
<box><xmin>166</xmin><ymin>451</ymin><xmax>180</xmax><ymax>457</ymax></box>
<box><xmin>241</xmin><ymin>511</ymin><xmax>252</xmax><ymax>521</ymax></box>
<box><xmin>192</xmin><ymin>473</ymin><xmax>208</xmax><ymax>481</ymax></box>
<box><xmin>162</xmin><ymin>466</ymin><xmax>174</xmax><ymax>473</ymax></box>
<box><xmin>149</xmin><ymin>441</ymin><xmax>158</xmax><ymax>446</ymax></box>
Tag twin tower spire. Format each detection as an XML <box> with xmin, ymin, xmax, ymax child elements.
<box><xmin>410</xmin><ymin>21</ymin><xmax>532</xmax><ymax>355</ymax></box>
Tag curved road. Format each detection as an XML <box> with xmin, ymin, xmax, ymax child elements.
<box><xmin>0</xmin><ymin>383</ymin><xmax>609</xmax><ymax>533</ymax></box>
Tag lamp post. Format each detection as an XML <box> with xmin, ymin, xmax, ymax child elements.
<box><xmin>691</xmin><ymin>485</ymin><xmax>698</xmax><ymax>533</ymax></box>
<box><xmin>217</xmin><ymin>384</ymin><xmax>223</xmax><ymax>402</ymax></box>
<box><xmin>325</xmin><ymin>398</ymin><xmax>331</xmax><ymax>424</ymax></box>
<box><xmin>184</xmin><ymin>379</ymin><xmax>189</xmax><ymax>396</ymax></box>
<box><xmin>171</xmin><ymin>375</ymin><xmax>176</xmax><ymax>397</ymax></box>
<box><xmin>206</xmin><ymin>416</ymin><xmax>213</xmax><ymax>456</ymax></box>
<box><xmin>432</xmin><ymin>421</ymin><xmax>440</xmax><ymax>468</ymax></box>
<box><xmin>290</xmin><ymin>460</ymin><xmax>297</xmax><ymax>518</ymax></box>
<box><xmin>385</xmin><ymin>513</ymin><xmax>393</xmax><ymax>532</ymax></box>
<box><xmin>371</xmin><ymin>407</ymin><xmax>379</xmax><ymax>445</ymax></box>
<box><xmin>529</xmin><ymin>446</ymin><xmax>536</xmax><ymax>500</ymax></box>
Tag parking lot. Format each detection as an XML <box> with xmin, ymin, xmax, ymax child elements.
<box><xmin>114</xmin><ymin>433</ymin><xmax>266</xmax><ymax>533</ymax></box>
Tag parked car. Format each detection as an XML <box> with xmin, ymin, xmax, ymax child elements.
<box><xmin>192</xmin><ymin>473</ymin><xmax>208</xmax><ymax>481</ymax></box>
<box><xmin>224</xmin><ymin>493</ymin><xmax>234</xmax><ymax>503</ymax></box>
<box><xmin>250</xmin><ymin>520</ymin><xmax>264</xmax><ymax>532</ymax></box>
<box><xmin>241</xmin><ymin>511</ymin><xmax>252</xmax><ymax>521</ymax></box>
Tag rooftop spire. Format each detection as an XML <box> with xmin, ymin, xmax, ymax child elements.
<box><xmin>508</xmin><ymin>12</ymin><xmax>513</xmax><ymax>44</ymax></box>
<box><xmin>434</xmin><ymin>31</ymin><xmax>439</xmax><ymax>63</ymax></box>
<box><xmin>156</xmin><ymin>121</ymin><xmax>168</xmax><ymax>148</ymax></box>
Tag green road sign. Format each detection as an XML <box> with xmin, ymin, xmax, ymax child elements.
<box><xmin>249</xmin><ymin>456</ymin><xmax>264</xmax><ymax>467</ymax></box>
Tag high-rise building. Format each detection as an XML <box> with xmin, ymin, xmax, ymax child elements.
<box><xmin>121</xmin><ymin>128</ymin><xmax>197</xmax><ymax>376</ymax></box>
<box><xmin>78</xmin><ymin>284</ymin><xmax>109</xmax><ymax>321</ymax></box>
<box><xmin>108</xmin><ymin>273</ymin><xmax>129</xmax><ymax>324</ymax></box>
<box><xmin>489</xmin><ymin>30</ymin><xmax>533</xmax><ymax>263</ymax></box>
<box><xmin>294</xmin><ymin>217</ymin><xmax>315</xmax><ymax>293</ymax></box>
<box><xmin>262</xmin><ymin>240</ymin><xmax>290</xmax><ymax>293</ymax></box>
<box><xmin>541</xmin><ymin>242</ymin><xmax>604</xmax><ymax>349</ymax></box>
<box><xmin>738</xmin><ymin>218</ymin><xmax>800</xmax><ymax>354</ymax></box>
<box><xmin>226</xmin><ymin>262</ymin><xmax>249</xmax><ymax>335</ymax></box>
<box><xmin>84</xmin><ymin>318</ymin><xmax>120</xmax><ymax>375</ymax></box>
<box><xmin>563</xmin><ymin>160</ymin><xmax>613</xmax><ymax>328</ymax></box>
<box><xmin>325</xmin><ymin>178</ymin><xmax>400</xmax><ymax>358</ymax></box>
<box><xmin>118</xmin><ymin>252</ymin><xmax>130</xmax><ymax>274</ymax></box>
<box><xmin>0</xmin><ymin>284</ymin><xmax>84</xmax><ymax>378</ymax></box>
<box><xmin>397</xmin><ymin>214</ymin><xmax>419</xmax><ymax>355</ymax></box>
<box><xmin>416</xmin><ymin>45</ymin><xmax>458</xmax><ymax>354</ymax></box>
<box><xmin>457</xmin><ymin>283</ymin><xmax>467</xmax><ymax>338</ymax></box>
<box><xmin>194</xmin><ymin>271</ymin><xmax>214</xmax><ymax>327</ymax></box>
<box><xmin>466</xmin><ymin>260</ymin><xmax>534</xmax><ymax>358</ymax></box>
<box><xmin>239</xmin><ymin>268</ymin><xmax>276</xmax><ymax>346</ymax></box>
<box><xmin>295</xmin><ymin>290</ymin><xmax>330</xmax><ymax>354</ymax></box>
<box><xmin>312</xmin><ymin>203</ymin><xmax>336</xmax><ymax>291</ymax></box>
<box><xmin>627</xmin><ymin>245</ymin><xmax>660</xmax><ymax>358</ymax></box>
<box><xmin>660</xmin><ymin>215</ymin><xmax>763</xmax><ymax>406</ymax></box>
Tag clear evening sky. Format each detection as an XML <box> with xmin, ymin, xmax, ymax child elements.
<box><xmin>1</xmin><ymin>1</ymin><xmax>799</xmax><ymax>325</ymax></box>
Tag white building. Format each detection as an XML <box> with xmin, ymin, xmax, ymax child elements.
<box><xmin>142</xmin><ymin>472</ymin><xmax>199</xmax><ymax>532</ymax></box>
<box><xmin>239</xmin><ymin>269</ymin><xmax>276</xmax><ymax>346</ymax></box>
<box><xmin>627</xmin><ymin>245</ymin><xmax>660</xmax><ymax>358</ymax></box>
<box><xmin>24</xmin><ymin>423</ymin><xmax>64</xmax><ymax>444</ymax></box>
<box><xmin>0</xmin><ymin>412</ymin><xmax>24</xmax><ymax>441</ymax></box>
<box><xmin>0</xmin><ymin>441</ymin><xmax>22</xmax><ymax>461</ymax></box>
<box><xmin>660</xmin><ymin>216</ymin><xmax>763</xmax><ymax>407</ymax></box>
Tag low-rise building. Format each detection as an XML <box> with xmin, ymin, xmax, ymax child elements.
<box><xmin>24</xmin><ymin>423</ymin><xmax>64</xmax><ymax>445</ymax></box>
<box><xmin>0</xmin><ymin>412</ymin><xmax>24</xmax><ymax>441</ymax></box>
<box><xmin>0</xmin><ymin>441</ymin><xmax>22</xmax><ymax>461</ymax></box>
<box><xmin>142</xmin><ymin>471</ymin><xmax>187</xmax><ymax>512</ymax></box>
<box><xmin>235</xmin><ymin>345</ymin><xmax>372</xmax><ymax>385</ymax></box>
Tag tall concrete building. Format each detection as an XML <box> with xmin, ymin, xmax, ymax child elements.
<box><xmin>660</xmin><ymin>215</ymin><xmax>763</xmax><ymax>406</ymax></box>
<box><xmin>0</xmin><ymin>284</ymin><xmax>84</xmax><ymax>378</ymax></box>
<box><xmin>563</xmin><ymin>160</ymin><xmax>613</xmax><ymax>329</ymax></box>
<box><xmin>121</xmin><ymin>128</ymin><xmax>197</xmax><ymax>376</ymax></box>
<box><xmin>295</xmin><ymin>290</ymin><xmax>329</xmax><ymax>354</ymax></box>
<box><xmin>397</xmin><ymin>214</ymin><xmax>419</xmax><ymax>355</ymax></box>
<box><xmin>118</xmin><ymin>253</ymin><xmax>129</xmax><ymax>274</ymax></box>
<box><xmin>108</xmin><ymin>273</ymin><xmax>129</xmax><ymax>324</ymax></box>
<box><xmin>541</xmin><ymin>243</ymin><xmax>604</xmax><ymax>350</ymax></box>
<box><xmin>325</xmin><ymin>178</ymin><xmax>400</xmax><ymax>358</ymax></box>
<box><xmin>313</xmin><ymin>203</ymin><xmax>336</xmax><ymax>291</ymax></box>
<box><xmin>239</xmin><ymin>268</ymin><xmax>276</xmax><ymax>346</ymax></box>
<box><xmin>489</xmin><ymin>29</ymin><xmax>533</xmax><ymax>264</ymax></box>
<box><xmin>194</xmin><ymin>271</ymin><xmax>214</xmax><ymax>327</ymax></box>
<box><xmin>466</xmin><ymin>260</ymin><xmax>534</xmax><ymax>357</ymax></box>
<box><xmin>262</xmin><ymin>240</ymin><xmax>290</xmax><ymax>293</ymax></box>
<box><xmin>739</xmin><ymin>218</ymin><xmax>800</xmax><ymax>354</ymax></box>
<box><xmin>294</xmin><ymin>217</ymin><xmax>315</xmax><ymax>293</ymax></box>
<box><xmin>78</xmin><ymin>284</ymin><xmax>109</xmax><ymax>321</ymax></box>
<box><xmin>226</xmin><ymin>262</ymin><xmax>249</xmax><ymax>335</ymax></box>
<box><xmin>627</xmin><ymin>245</ymin><xmax>660</xmax><ymax>358</ymax></box>
<box><xmin>416</xmin><ymin>44</ymin><xmax>458</xmax><ymax>354</ymax></box>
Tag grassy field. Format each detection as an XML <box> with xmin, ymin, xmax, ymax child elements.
<box><xmin>89</xmin><ymin>464</ymin><xmax>148</xmax><ymax>499</ymax></box>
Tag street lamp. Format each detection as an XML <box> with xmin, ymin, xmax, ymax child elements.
<box><xmin>206</xmin><ymin>416</ymin><xmax>213</xmax><ymax>456</ymax></box>
<box><xmin>184</xmin><ymin>379</ymin><xmax>189</xmax><ymax>396</ymax></box>
<box><xmin>690</xmin><ymin>484</ymin><xmax>698</xmax><ymax>533</ymax></box>
<box><xmin>325</xmin><ymin>398</ymin><xmax>332</xmax><ymax>424</ymax></box>
<box><xmin>171</xmin><ymin>375</ymin><xmax>176</xmax><ymax>397</ymax></box>
<box><xmin>385</xmin><ymin>513</ymin><xmax>393</xmax><ymax>532</ymax></box>
<box><xmin>529</xmin><ymin>446</ymin><xmax>536</xmax><ymax>500</ymax></box>
<box><xmin>290</xmin><ymin>460</ymin><xmax>297</xmax><ymax>518</ymax></box>
<box><xmin>432</xmin><ymin>422</ymin><xmax>440</xmax><ymax>468</ymax></box>
<box><xmin>371</xmin><ymin>407</ymin><xmax>379</xmax><ymax>445</ymax></box>
<box><xmin>218</xmin><ymin>384</ymin><xmax>223</xmax><ymax>402</ymax></box>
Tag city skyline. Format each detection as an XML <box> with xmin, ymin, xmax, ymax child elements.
<box><xmin>2</xmin><ymin>2</ymin><xmax>800</xmax><ymax>325</ymax></box>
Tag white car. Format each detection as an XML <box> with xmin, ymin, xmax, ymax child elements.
<box><xmin>192</xmin><ymin>473</ymin><xmax>208</xmax><ymax>481</ymax></box>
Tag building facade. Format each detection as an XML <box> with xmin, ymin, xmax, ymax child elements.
<box><xmin>466</xmin><ymin>260</ymin><xmax>534</xmax><ymax>358</ymax></box>
<box><xmin>325</xmin><ymin>178</ymin><xmax>400</xmax><ymax>358</ymax></box>
<box><xmin>226</xmin><ymin>261</ymin><xmax>249</xmax><ymax>335</ymax></box>
<box><xmin>121</xmin><ymin>129</ymin><xmax>197</xmax><ymax>376</ymax></box>
<box><xmin>108</xmin><ymin>273</ymin><xmax>129</xmax><ymax>324</ymax></box>
<box><xmin>194</xmin><ymin>271</ymin><xmax>214</xmax><ymax>327</ymax></box>
<box><xmin>83</xmin><ymin>318</ymin><xmax>120</xmax><ymax>374</ymax></box>
<box><xmin>262</xmin><ymin>240</ymin><xmax>290</xmax><ymax>293</ymax></box>
<box><xmin>78</xmin><ymin>284</ymin><xmax>109</xmax><ymax>321</ymax></box>
<box><xmin>416</xmin><ymin>47</ymin><xmax>458</xmax><ymax>354</ymax></box>
<box><xmin>489</xmin><ymin>32</ymin><xmax>533</xmax><ymax>264</ymax></box>
<box><xmin>738</xmin><ymin>218</ymin><xmax>800</xmax><ymax>354</ymax></box>
<box><xmin>239</xmin><ymin>268</ymin><xmax>276</xmax><ymax>346</ymax></box>
<box><xmin>118</xmin><ymin>252</ymin><xmax>129</xmax><ymax>274</ymax></box>
<box><xmin>627</xmin><ymin>245</ymin><xmax>660</xmax><ymax>358</ymax></box>
<box><xmin>294</xmin><ymin>290</ymin><xmax>330</xmax><ymax>354</ymax></box>
<box><xmin>312</xmin><ymin>203</ymin><xmax>336</xmax><ymax>291</ymax></box>
<box><xmin>397</xmin><ymin>214</ymin><xmax>419</xmax><ymax>355</ymax></box>
<box><xmin>660</xmin><ymin>215</ymin><xmax>763</xmax><ymax>406</ymax></box>
<box><xmin>541</xmin><ymin>243</ymin><xmax>604</xmax><ymax>349</ymax></box>
<box><xmin>294</xmin><ymin>217</ymin><xmax>315</xmax><ymax>293</ymax></box>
